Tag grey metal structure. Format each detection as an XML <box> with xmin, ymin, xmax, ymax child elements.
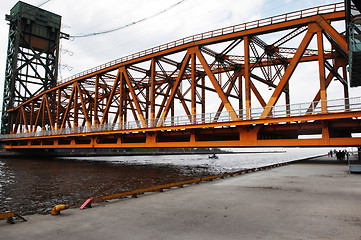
<box><xmin>349</xmin><ymin>17</ymin><xmax>361</xmax><ymax>87</ymax></box>
<box><xmin>348</xmin><ymin>147</ymin><xmax>361</xmax><ymax>173</ymax></box>
<box><xmin>1</xmin><ymin>1</ymin><xmax>67</xmax><ymax>134</ymax></box>
<box><xmin>346</xmin><ymin>0</ymin><xmax>361</xmax><ymax>172</ymax></box>
<box><xmin>346</xmin><ymin>0</ymin><xmax>361</xmax><ymax>87</ymax></box>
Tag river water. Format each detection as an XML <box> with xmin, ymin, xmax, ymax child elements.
<box><xmin>0</xmin><ymin>148</ymin><xmax>328</xmax><ymax>216</ymax></box>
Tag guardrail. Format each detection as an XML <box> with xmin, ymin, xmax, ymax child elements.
<box><xmin>1</xmin><ymin>96</ymin><xmax>360</xmax><ymax>139</ymax></box>
<box><xmin>349</xmin><ymin>17</ymin><xmax>361</xmax><ymax>53</ymax></box>
<box><xmin>56</xmin><ymin>2</ymin><xmax>344</xmax><ymax>86</ymax></box>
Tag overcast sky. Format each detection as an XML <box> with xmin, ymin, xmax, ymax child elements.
<box><xmin>0</xmin><ymin>0</ymin><xmax>357</xmax><ymax>112</ymax></box>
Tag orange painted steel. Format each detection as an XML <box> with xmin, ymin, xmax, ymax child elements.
<box><xmin>3</xmin><ymin>109</ymin><xmax>361</xmax><ymax>148</ymax></box>
<box><xmin>0</xmin><ymin>212</ymin><xmax>15</xmax><ymax>220</ymax></box>
<box><xmin>0</xmin><ymin>211</ymin><xmax>27</xmax><ymax>223</ymax></box>
<box><xmin>2</xmin><ymin>2</ymin><xmax>361</xmax><ymax>149</ymax></box>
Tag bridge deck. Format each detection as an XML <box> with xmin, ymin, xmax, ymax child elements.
<box><xmin>2</xmin><ymin>97</ymin><xmax>361</xmax><ymax>149</ymax></box>
<box><xmin>2</xmin><ymin>2</ymin><xmax>359</xmax><ymax>149</ymax></box>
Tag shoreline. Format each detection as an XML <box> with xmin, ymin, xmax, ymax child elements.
<box><xmin>0</xmin><ymin>149</ymin><xmax>287</xmax><ymax>158</ymax></box>
<box><xmin>1</xmin><ymin>153</ymin><xmax>329</xmax><ymax>217</ymax></box>
<box><xmin>1</xmin><ymin>154</ymin><xmax>332</xmax><ymax>216</ymax></box>
<box><xmin>0</xmin><ymin>153</ymin><xmax>339</xmax><ymax>216</ymax></box>
<box><xmin>1</xmin><ymin>154</ymin><xmax>360</xmax><ymax>240</ymax></box>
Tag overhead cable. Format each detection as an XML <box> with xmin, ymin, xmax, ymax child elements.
<box><xmin>71</xmin><ymin>0</ymin><xmax>188</xmax><ymax>38</ymax></box>
<box><xmin>37</xmin><ymin>0</ymin><xmax>51</xmax><ymax>7</ymax></box>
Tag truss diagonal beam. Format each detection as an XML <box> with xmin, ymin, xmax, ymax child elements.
<box><xmin>213</xmin><ymin>70</ymin><xmax>239</xmax><ymax>122</ymax></box>
<box><xmin>76</xmin><ymin>82</ymin><xmax>92</xmax><ymax>127</ymax></box>
<box><xmin>315</xmin><ymin>15</ymin><xmax>348</xmax><ymax>56</ymax></box>
<box><xmin>158</xmin><ymin>52</ymin><xmax>191</xmax><ymax>126</ymax></box>
<box><xmin>306</xmin><ymin>62</ymin><xmax>343</xmax><ymax>113</ymax></box>
<box><xmin>195</xmin><ymin>48</ymin><xmax>238</xmax><ymax>120</ymax></box>
<box><xmin>100</xmin><ymin>70</ymin><xmax>121</xmax><ymax>125</ymax></box>
<box><xmin>20</xmin><ymin>107</ymin><xmax>29</xmax><ymax>132</ymax></box>
<box><xmin>261</xmin><ymin>26</ymin><xmax>315</xmax><ymax>118</ymax></box>
<box><xmin>60</xmin><ymin>85</ymin><xmax>76</xmax><ymax>129</ymax></box>
<box><xmin>122</xmin><ymin>67</ymin><xmax>147</xmax><ymax>127</ymax></box>
<box><xmin>250</xmin><ymin>80</ymin><xmax>266</xmax><ymax>107</ymax></box>
<box><xmin>43</xmin><ymin>94</ymin><xmax>54</xmax><ymax>130</ymax></box>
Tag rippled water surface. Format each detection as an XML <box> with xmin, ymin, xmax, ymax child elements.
<box><xmin>0</xmin><ymin>148</ymin><xmax>326</xmax><ymax>215</ymax></box>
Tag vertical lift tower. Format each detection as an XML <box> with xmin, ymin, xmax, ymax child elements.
<box><xmin>346</xmin><ymin>0</ymin><xmax>361</xmax><ymax>172</ymax></box>
<box><xmin>347</xmin><ymin>0</ymin><xmax>361</xmax><ymax>87</ymax></box>
<box><xmin>1</xmin><ymin>1</ymin><xmax>68</xmax><ymax>134</ymax></box>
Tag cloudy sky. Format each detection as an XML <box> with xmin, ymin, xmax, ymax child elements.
<box><xmin>0</xmin><ymin>0</ymin><xmax>357</xmax><ymax>112</ymax></box>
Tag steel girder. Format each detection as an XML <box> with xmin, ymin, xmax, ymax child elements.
<box><xmin>4</xmin><ymin>3</ymin><xmax>360</xmax><ymax>149</ymax></box>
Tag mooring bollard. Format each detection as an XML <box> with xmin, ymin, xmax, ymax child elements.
<box><xmin>51</xmin><ymin>205</ymin><xmax>69</xmax><ymax>215</ymax></box>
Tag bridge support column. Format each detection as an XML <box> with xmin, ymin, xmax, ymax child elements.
<box><xmin>238</xmin><ymin>126</ymin><xmax>259</xmax><ymax>146</ymax></box>
<box><xmin>191</xmin><ymin>53</ymin><xmax>197</xmax><ymax>124</ymax></box>
<box><xmin>74</xmin><ymin>85</ymin><xmax>78</xmax><ymax>128</ymax></box>
<box><xmin>89</xmin><ymin>137</ymin><xmax>97</xmax><ymax>148</ymax></box>
<box><xmin>317</xmin><ymin>29</ymin><xmax>327</xmax><ymax>113</ymax></box>
<box><xmin>190</xmin><ymin>132</ymin><xmax>196</xmax><ymax>145</ymax></box>
<box><xmin>238</xmin><ymin>72</ymin><xmax>243</xmax><ymax>119</ymax></box>
<box><xmin>94</xmin><ymin>75</ymin><xmax>100</xmax><ymax>125</ymax></box>
<box><xmin>342</xmin><ymin>65</ymin><xmax>350</xmax><ymax>111</ymax></box>
<box><xmin>145</xmin><ymin>132</ymin><xmax>157</xmax><ymax>147</ymax></box>
<box><xmin>244</xmin><ymin>36</ymin><xmax>251</xmax><ymax>120</ymax></box>
<box><xmin>150</xmin><ymin>58</ymin><xmax>156</xmax><ymax>127</ymax></box>
<box><xmin>321</xmin><ymin>121</ymin><xmax>330</xmax><ymax>145</ymax></box>
<box><xmin>201</xmin><ymin>76</ymin><xmax>206</xmax><ymax>123</ymax></box>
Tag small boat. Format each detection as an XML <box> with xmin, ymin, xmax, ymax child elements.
<box><xmin>208</xmin><ymin>154</ymin><xmax>218</xmax><ymax>159</ymax></box>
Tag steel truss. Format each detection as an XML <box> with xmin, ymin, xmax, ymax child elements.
<box><xmin>1</xmin><ymin>3</ymin><xmax>63</xmax><ymax>134</ymax></box>
<box><xmin>3</xmin><ymin>2</ymin><xmax>361</xmax><ymax>149</ymax></box>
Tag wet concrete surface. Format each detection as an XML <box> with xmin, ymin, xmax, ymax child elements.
<box><xmin>1</xmin><ymin>156</ymin><xmax>360</xmax><ymax>240</ymax></box>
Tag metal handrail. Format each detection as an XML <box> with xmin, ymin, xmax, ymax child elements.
<box><xmin>1</xmin><ymin>96</ymin><xmax>360</xmax><ymax>139</ymax></box>
<box><xmin>349</xmin><ymin>17</ymin><xmax>361</xmax><ymax>52</ymax></box>
<box><xmin>56</xmin><ymin>2</ymin><xmax>344</xmax><ymax>86</ymax></box>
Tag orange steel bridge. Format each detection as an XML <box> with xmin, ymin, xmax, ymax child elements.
<box><xmin>1</xmin><ymin>2</ymin><xmax>361</xmax><ymax>149</ymax></box>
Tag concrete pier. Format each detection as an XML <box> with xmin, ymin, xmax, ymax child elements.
<box><xmin>1</xmin><ymin>156</ymin><xmax>361</xmax><ymax>240</ymax></box>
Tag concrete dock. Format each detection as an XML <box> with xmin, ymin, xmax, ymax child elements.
<box><xmin>1</xmin><ymin>156</ymin><xmax>361</xmax><ymax>240</ymax></box>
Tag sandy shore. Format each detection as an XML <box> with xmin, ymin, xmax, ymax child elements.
<box><xmin>1</xmin><ymin>156</ymin><xmax>360</xmax><ymax>240</ymax></box>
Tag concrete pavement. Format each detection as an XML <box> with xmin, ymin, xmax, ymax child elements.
<box><xmin>1</xmin><ymin>156</ymin><xmax>361</xmax><ymax>240</ymax></box>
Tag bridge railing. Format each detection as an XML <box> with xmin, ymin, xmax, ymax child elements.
<box><xmin>56</xmin><ymin>2</ymin><xmax>344</xmax><ymax>86</ymax></box>
<box><xmin>1</xmin><ymin>96</ymin><xmax>360</xmax><ymax>139</ymax></box>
